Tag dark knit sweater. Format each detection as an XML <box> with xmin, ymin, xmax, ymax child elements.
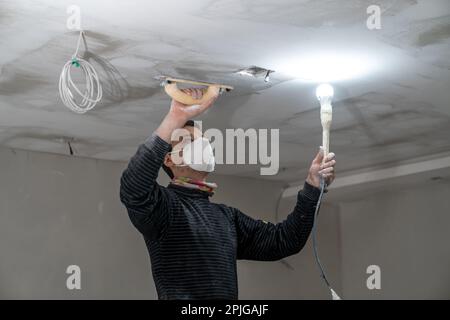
<box><xmin>120</xmin><ymin>133</ymin><xmax>320</xmax><ymax>299</ymax></box>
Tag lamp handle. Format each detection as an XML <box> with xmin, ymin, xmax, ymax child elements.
<box><xmin>321</xmin><ymin>105</ymin><xmax>332</xmax><ymax>164</ymax></box>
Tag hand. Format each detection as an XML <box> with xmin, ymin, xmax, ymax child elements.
<box><xmin>306</xmin><ymin>147</ymin><xmax>336</xmax><ymax>189</ymax></box>
<box><xmin>167</xmin><ymin>88</ymin><xmax>218</xmax><ymax>124</ymax></box>
<box><xmin>156</xmin><ymin>88</ymin><xmax>219</xmax><ymax>143</ymax></box>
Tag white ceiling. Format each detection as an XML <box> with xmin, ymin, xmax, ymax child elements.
<box><xmin>1</xmin><ymin>0</ymin><xmax>449</xmax><ymax>182</ymax></box>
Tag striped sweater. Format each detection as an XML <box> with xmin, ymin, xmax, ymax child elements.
<box><xmin>119</xmin><ymin>133</ymin><xmax>320</xmax><ymax>299</ymax></box>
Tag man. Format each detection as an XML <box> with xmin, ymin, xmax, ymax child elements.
<box><xmin>120</xmin><ymin>89</ymin><xmax>336</xmax><ymax>299</ymax></box>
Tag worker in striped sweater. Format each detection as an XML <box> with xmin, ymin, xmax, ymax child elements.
<box><xmin>120</xmin><ymin>89</ymin><xmax>336</xmax><ymax>299</ymax></box>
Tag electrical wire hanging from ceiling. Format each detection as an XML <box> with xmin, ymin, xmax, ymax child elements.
<box><xmin>59</xmin><ymin>30</ymin><xmax>102</xmax><ymax>114</ymax></box>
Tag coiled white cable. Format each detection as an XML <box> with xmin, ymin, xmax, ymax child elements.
<box><xmin>59</xmin><ymin>31</ymin><xmax>102</xmax><ymax>114</ymax></box>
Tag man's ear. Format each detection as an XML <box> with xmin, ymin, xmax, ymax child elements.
<box><xmin>164</xmin><ymin>153</ymin><xmax>173</xmax><ymax>168</ymax></box>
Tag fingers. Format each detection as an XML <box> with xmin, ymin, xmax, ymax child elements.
<box><xmin>312</xmin><ymin>147</ymin><xmax>324</xmax><ymax>164</ymax></box>
<box><xmin>176</xmin><ymin>88</ymin><xmax>217</xmax><ymax>117</ymax></box>
<box><xmin>181</xmin><ymin>88</ymin><xmax>204</xmax><ymax>100</ymax></box>
<box><xmin>320</xmin><ymin>166</ymin><xmax>335</xmax><ymax>185</ymax></box>
<box><xmin>319</xmin><ymin>166</ymin><xmax>334</xmax><ymax>175</ymax></box>
<box><xmin>325</xmin><ymin>152</ymin><xmax>335</xmax><ymax>161</ymax></box>
<box><xmin>320</xmin><ymin>159</ymin><xmax>336</xmax><ymax>170</ymax></box>
<box><xmin>194</xmin><ymin>88</ymin><xmax>203</xmax><ymax>100</ymax></box>
<box><xmin>315</xmin><ymin>149</ymin><xmax>335</xmax><ymax>167</ymax></box>
<box><xmin>320</xmin><ymin>170</ymin><xmax>335</xmax><ymax>187</ymax></box>
<box><xmin>197</xmin><ymin>94</ymin><xmax>218</xmax><ymax>113</ymax></box>
<box><xmin>318</xmin><ymin>150</ymin><xmax>336</xmax><ymax>185</ymax></box>
<box><xmin>324</xmin><ymin>174</ymin><xmax>335</xmax><ymax>186</ymax></box>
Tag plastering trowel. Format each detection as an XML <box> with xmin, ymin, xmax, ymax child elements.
<box><xmin>157</xmin><ymin>76</ymin><xmax>233</xmax><ymax>105</ymax></box>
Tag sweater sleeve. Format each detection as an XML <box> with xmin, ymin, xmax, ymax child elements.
<box><xmin>119</xmin><ymin>133</ymin><xmax>172</xmax><ymax>240</ymax></box>
<box><xmin>234</xmin><ymin>182</ymin><xmax>320</xmax><ymax>261</ymax></box>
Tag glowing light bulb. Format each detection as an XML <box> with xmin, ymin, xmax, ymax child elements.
<box><xmin>316</xmin><ymin>83</ymin><xmax>334</xmax><ymax>100</ymax></box>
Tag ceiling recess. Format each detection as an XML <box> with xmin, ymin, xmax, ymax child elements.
<box><xmin>235</xmin><ymin>66</ymin><xmax>274</xmax><ymax>82</ymax></box>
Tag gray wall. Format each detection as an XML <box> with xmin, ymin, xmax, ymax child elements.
<box><xmin>271</xmin><ymin>198</ymin><xmax>342</xmax><ymax>299</ymax></box>
<box><xmin>1</xmin><ymin>146</ymin><xmax>338</xmax><ymax>299</ymax></box>
<box><xmin>271</xmin><ymin>170</ymin><xmax>450</xmax><ymax>300</ymax></box>
<box><xmin>339</xmin><ymin>179</ymin><xmax>450</xmax><ymax>299</ymax></box>
<box><xmin>1</xmin><ymin>147</ymin><xmax>152</xmax><ymax>299</ymax></box>
<box><xmin>3</xmin><ymin>146</ymin><xmax>447</xmax><ymax>299</ymax></box>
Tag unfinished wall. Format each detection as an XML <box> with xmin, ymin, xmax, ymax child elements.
<box><xmin>339</xmin><ymin>179</ymin><xmax>450</xmax><ymax>299</ymax></box>
<box><xmin>0</xmin><ymin>145</ymin><xmax>337</xmax><ymax>299</ymax></box>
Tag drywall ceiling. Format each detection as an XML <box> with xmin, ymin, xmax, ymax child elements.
<box><xmin>1</xmin><ymin>0</ymin><xmax>449</xmax><ymax>182</ymax></box>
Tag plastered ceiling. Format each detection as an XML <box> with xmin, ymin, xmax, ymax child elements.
<box><xmin>1</xmin><ymin>0</ymin><xmax>449</xmax><ymax>182</ymax></box>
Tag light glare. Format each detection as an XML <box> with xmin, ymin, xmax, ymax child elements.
<box><xmin>280</xmin><ymin>53</ymin><xmax>377</xmax><ymax>82</ymax></box>
<box><xmin>316</xmin><ymin>83</ymin><xmax>334</xmax><ymax>99</ymax></box>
